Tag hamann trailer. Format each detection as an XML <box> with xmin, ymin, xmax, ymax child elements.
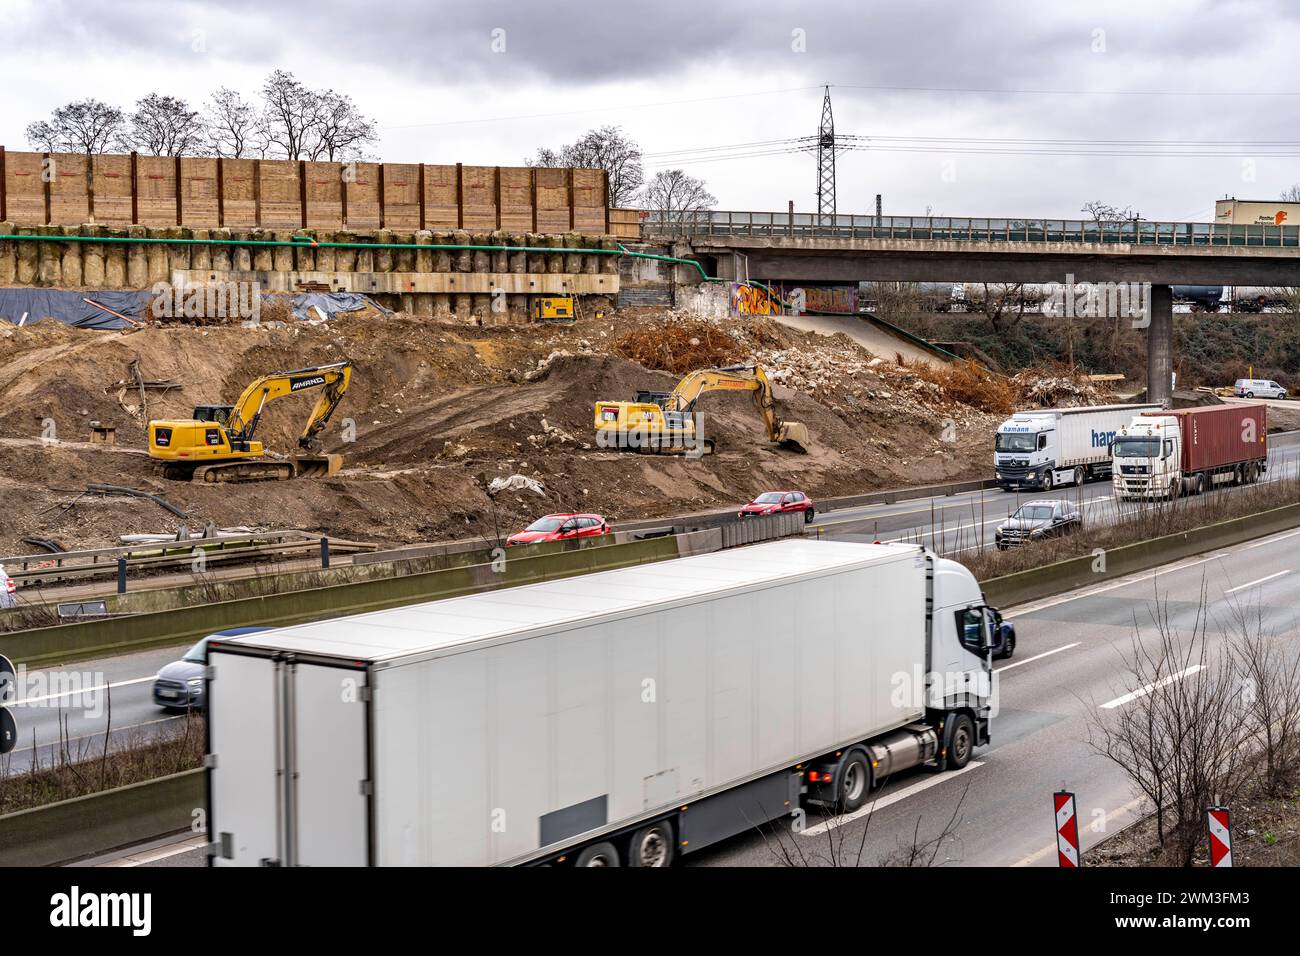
<box><xmin>1112</xmin><ymin>404</ymin><xmax>1267</xmax><ymax>500</ymax></box>
<box><xmin>205</xmin><ymin>539</ymin><xmax>998</xmax><ymax>867</ymax></box>
<box><xmin>994</xmin><ymin>403</ymin><xmax>1160</xmax><ymax>491</ymax></box>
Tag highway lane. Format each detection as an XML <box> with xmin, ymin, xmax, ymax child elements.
<box><xmin>811</xmin><ymin>428</ymin><xmax>1300</xmax><ymax>555</ymax></box>
<box><xmin>687</xmin><ymin>523</ymin><xmax>1300</xmax><ymax>866</ymax></box>
<box><xmin>1</xmin><ymin>645</ymin><xmax>193</xmax><ymax>776</ymax></box>
<box><xmin>95</xmin><ymin>522</ymin><xmax>1300</xmax><ymax>869</ymax></box>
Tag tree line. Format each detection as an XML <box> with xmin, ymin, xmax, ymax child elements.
<box><xmin>24</xmin><ymin>86</ymin><xmax>717</xmax><ymax>216</ymax></box>
<box><xmin>24</xmin><ymin>70</ymin><xmax>378</xmax><ymax>162</ymax></box>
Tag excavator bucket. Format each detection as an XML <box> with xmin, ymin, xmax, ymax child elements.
<box><xmin>776</xmin><ymin>422</ymin><xmax>811</xmax><ymax>453</ymax></box>
<box><xmin>294</xmin><ymin>453</ymin><xmax>345</xmax><ymax>478</ymax></box>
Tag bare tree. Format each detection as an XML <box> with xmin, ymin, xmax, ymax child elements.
<box><xmin>528</xmin><ymin>125</ymin><xmax>643</xmax><ymax>207</ymax></box>
<box><xmin>1280</xmin><ymin>184</ymin><xmax>1300</xmax><ymax>203</ymax></box>
<box><xmin>257</xmin><ymin>70</ymin><xmax>326</xmax><ymax>159</ymax></box>
<box><xmin>1227</xmin><ymin>603</ymin><xmax>1300</xmax><ymax>796</ymax></box>
<box><xmin>128</xmin><ymin>94</ymin><xmax>204</xmax><ymax>156</ymax></box>
<box><xmin>25</xmin><ymin>99</ymin><xmax>128</xmax><ymax>154</ymax></box>
<box><xmin>1081</xmin><ymin>200</ymin><xmax>1141</xmax><ymax>222</ymax></box>
<box><xmin>642</xmin><ymin>169</ymin><xmax>716</xmax><ymax>233</ymax></box>
<box><xmin>977</xmin><ymin>283</ymin><xmax>1027</xmax><ymax>332</ymax></box>
<box><xmin>203</xmin><ymin>88</ymin><xmax>262</xmax><ymax>158</ymax></box>
<box><xmin>1087</xmin><ymin>584</ymin><xmax>1257</xmax><ymax>865</ymax></box>
<box><xmin>309</xmin><ymin>90</ymin><xmax>377</xmax><ymax>161</ymax></box>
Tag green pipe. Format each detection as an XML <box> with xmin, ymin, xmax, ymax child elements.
<box><xmin>0</xmin><ymin>230</ymin><xmax>799</xmax><ymax>314</ymax></box>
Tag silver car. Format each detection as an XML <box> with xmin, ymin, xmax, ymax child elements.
<box><xmin>153</xmin><ymin>626</ymin><xmax>271</xmax><ymax>710</ymax></box>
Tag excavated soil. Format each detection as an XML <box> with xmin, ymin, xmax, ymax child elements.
<box><xmin>0</xmin><ymin>310</ymin><xmax>1001</xmax><ymax>555</ymax></box>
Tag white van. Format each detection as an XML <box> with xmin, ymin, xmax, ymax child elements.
<box><xmin>1234</xmin><ymin>378</ymin><xmax>1287</xmax><ymax>399</ymax></box>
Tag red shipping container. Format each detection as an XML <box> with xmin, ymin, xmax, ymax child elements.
<box><xmin>1141</xmin><ymin>404</ymin><xmax>1267</xmax><ymax>473</ymax></box>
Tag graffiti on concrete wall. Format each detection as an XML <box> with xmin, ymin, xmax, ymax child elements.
<box><xmin>730</xmin><ymin>283</ymin><xmax>773</xmax><ymax>316</ymax></box>
<box><xmin>776</xmin><ymin>284</ymin><xmax>858</xmax><ymax>314</ymax></box>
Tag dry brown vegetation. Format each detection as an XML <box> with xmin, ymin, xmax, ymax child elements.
<box><xmin>0</xmin><ymin>711</ymin><xmax>204</xmax><ymax>813</ymax></box>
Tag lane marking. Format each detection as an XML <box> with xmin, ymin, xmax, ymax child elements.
<box><xmin>800</xmin><ymin>761</ymin><xmax>984</xmax><ymax>837</ymax></box>
<box><xmin>1099</xmin><ymin>665</ymin><xmax>1206</xmax><ymax>710</ymax></box>
<box><xmin>1014</xmin><ymin>796</ymin><xmax>1146</xmax><ymax>866</ymax></box>
<box><xmin>1225</xmin><ymin>569</ymin><xmax>1291</xmax><ymax>593</ymax></box>
<box><xmin>103</xmin><ymin>836</ymin><xmax>208</xmax><ymax>868</ymax></box>
<box><xmin>13</xmin><ymin>675</ymin><xmax>156</xmax><ymax>706</ymax></box>
<box><xmin>10</xmin><ymin>715</ymin><xmax>185</xmax><ymax>755</ymax></box>
<box><xmin>995</xmin><ymin>642</ymin><xmax>1080</xmax><ymax>673</ymax></box>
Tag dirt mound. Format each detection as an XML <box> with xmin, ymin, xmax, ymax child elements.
<box><xmin>0</xmin><ymin>308</ymin><xmax>1002</xmax><ymax>556</ymax></box>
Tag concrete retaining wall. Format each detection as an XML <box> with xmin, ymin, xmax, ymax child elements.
<box><xmin>0</xmin><ymin>222</ymin><xmax>621</xmax><ymax>322</ymax></box>
<box><xmin>0</xmin><ymin>770</ymin><xmax>202</xmax><ymax>867</ymax></box>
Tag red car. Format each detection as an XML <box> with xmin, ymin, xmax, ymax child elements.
<box><xmin>737</xmin><ymin>491</ymin><xmax>816</xmax><ymax>523</ymax></box>
<box><xmin>506</xmin><ymin>513</ymin><xmax>610</xmax><ymax>546</ymax></box>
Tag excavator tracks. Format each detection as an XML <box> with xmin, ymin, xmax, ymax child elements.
<box><xmin>189</xmin><ymin>454</ymin><xmax>342</xmax><ymax>484</ymax></box>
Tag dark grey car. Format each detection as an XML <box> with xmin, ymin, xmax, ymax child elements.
<box><xmin>994</xmin><ymin>499</ymin><xmax>1081</xmax><ymax>550</ymax></box>
<box><xmin>153</xmin><ymin>626</ymin><xmax>272</xmax><ymax>710</ymax></box>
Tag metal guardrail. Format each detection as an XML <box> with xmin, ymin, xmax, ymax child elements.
<box><xmin>641</xmin><ymin>210</ymin><xmax>1300</xmax><ymax>247</ymax></box>
<box><xmin>720</xmin><ymin>511</ymin><xmax>805</xmax><ymax>548</ymax></box>
<box><xmin>3</xmin><ymin>530</ymin><xmax>374</xmax><ymax>589</ymax></box>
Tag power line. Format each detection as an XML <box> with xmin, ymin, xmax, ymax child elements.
<box><xmin>830</xmin><ymin>82</ymin><xmax>1300</xmax><ymax>98</ymax></box>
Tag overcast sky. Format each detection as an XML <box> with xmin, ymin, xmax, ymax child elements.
<box><xmin>3</xmin><ymin>0</ymin><xmax>1299</xmax><ymax>220</ymax></box>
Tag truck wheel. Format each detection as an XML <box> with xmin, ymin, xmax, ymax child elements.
<box><xmin>1041</xmin><ymin>471</ymin><xmax>1054</xmax><ymax>491</ymax></box>
<box><xmin>1073</xmin><ymin>466</ymin><xmax>1085</xmax><ymax>487</ymax></box>
<box><xmin>945</xmin><ymin>714</ymin><xmax>975</xmax><ymax>770</ymax></box>
<box><xmin>835</xmin><ymin>750</ymin><xmax>872</xmax><ymax>813</ymax></box>
<box><xmin>1168</xmin><ymin>479</ymin><xmax>1180</xmax><ymax>499</ymax></box>
<box><xmin>627</xmin><ymin>822</ymin><xmax>674</xmax><ymax>867</ymax></box>
<box><xmin>1194</xmin><ymin>473</ymin><xmax>1206</xmax><ymax>496</ymax></box>
<box><xmin>574</xmin><ymin>842</ymin><xmax>621</xmax><ymax>867</ymax></box>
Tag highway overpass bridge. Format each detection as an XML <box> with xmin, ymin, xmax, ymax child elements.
<box><xmin>646</xmin><ymin>211</ymin><xmax>1300</xmax><ymax>402</ymax></box>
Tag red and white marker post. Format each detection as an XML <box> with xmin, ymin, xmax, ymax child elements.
<box><xmin>1054</xmin><ymin>790</ymin><xmax>1080</xmax><ymax>867</ymax></box>
<box><xmin>1207</xmin><ymin>807</ymin><xmax>1232</xmax><ymax>867</ymax></box>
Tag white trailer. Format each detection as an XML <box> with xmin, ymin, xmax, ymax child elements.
<box><xmin>994</xmin><ymin>403</ymin><xmax>1160</xmax><ymax>491</ymax></box>
<box><xmin>205</xmin><ymin>539</ymin><xmax>997</xmax><ymax>867</ymax></box>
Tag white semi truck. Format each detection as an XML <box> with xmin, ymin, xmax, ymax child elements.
<box><xmin>205</xmin><ymin>539</ymin><xmax>998</xmax><ymax>867</ymax></box>
<box><xmin>1112</xmin><ymin>405</ymin><xmax>1268</xmax><ymax>500</ymax></box>
<box><xmin>994</xmin><ymin>403</ymin><xmax>1160</xmax><ymax>491</ymax></box>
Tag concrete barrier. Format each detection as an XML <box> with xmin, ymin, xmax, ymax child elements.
<box><xmin>0</xmin><ymin>769</ymin><xmax>202</xmax><ymax>867</ymax></box>
<box><xmin>980</xmin><ymin>501</ymin><xmax>1300</xmax><ymax>609</ymax></box>
<box><xmin>1</xmin><ymin>534</ymin><xmax>681</xmax><ymax>667</ymax></box>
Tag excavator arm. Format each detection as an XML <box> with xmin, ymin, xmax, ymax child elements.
<box><xmin>667</xmin><ymin>364</ymin><xmax>809</xmax><ymax>451</ymax></box>
<box><xmin>227</xmin><ymin>361</ymin><xmax>353</xmax><ymax>449</ymax></box>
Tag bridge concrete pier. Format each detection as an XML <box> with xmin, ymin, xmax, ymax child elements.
<box><xmin>1147</xmin><ymin>284</ymin><xmax>1173</xmax><ymax>405</ymax></box>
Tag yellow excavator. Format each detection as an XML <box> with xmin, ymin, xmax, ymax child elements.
<box><xmin>148</xmin><ymin>361</ymin><xmax>353</xmax><ymax>482</ymax></box>
<box><xmin>594</xmin><ymin>364</ymin><xmax>810</xmax><ymax>455</ymax></box>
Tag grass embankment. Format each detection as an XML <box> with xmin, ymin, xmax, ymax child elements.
<box><xmin>894</xmin><ymin>465</ymin><xmax>1300</xmax><ymax>580</ymax></box>
<box><xmin>0</xmin><ymin>712</ymin><xmax>203</xmax><ymax>814</ymax></box>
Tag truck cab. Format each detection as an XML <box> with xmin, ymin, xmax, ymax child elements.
<box><xmin>1111</xmin><ymin>415</ymin><xmax>1180</xmax><ymax>499</ymax></box>
<box><xmin>994</xmin><ymin>414</ymin><xmax>1059</xmax><ymax>490</ymax></box>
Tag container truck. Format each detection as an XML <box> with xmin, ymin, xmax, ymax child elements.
<box><xmin>994</xmin><ymin>403</ymin><xmax>1160</xmax><ymax>491</ymax></box>
<box><xmin>204</xmin><ymin>539</ymin><xmax>998</xmax><ymax>867</ymax></box>
<box><xmin>1214</xmin><ymin>198</ymin><xmax>1300</xmax><ymax>227</ymax></box>
<box><xmin>1111</xmin><ymin>404</ymin><xmax>1268</xmax><ymax>500</ymax></box>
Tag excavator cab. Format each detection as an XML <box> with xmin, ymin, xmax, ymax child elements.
<box><xmin>192</xmin><ymin>405</ymin><xmax>234</xmax><ymax>425</ymax></box>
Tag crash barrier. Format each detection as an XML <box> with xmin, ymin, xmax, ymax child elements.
<box><xmin>979</xmin><ymin>500</ymin><xmax>1300</xmax><ymax>609</ymax></box>
<box><xmin>0</xmin><ymin>533</ymin><xmax>688</xmax><ymax>667</ymax></box>
<box><xmin>615</xmin><ymin>477</ymin><xmax>999</xmax><ymax>537</ymax></box>
<box><xmin>3</xmin><ymin>530</ymin><xmax>375</xmax><ymax>590</ymax></box>
<box><xmin>0</xmin><ymin>769</ymin><xmax>202</xmax><ymax>867</ymax></box>
<box><xmin>720</xmin><ymin>511</ymin><xmax>805</xmax><ymax>547</ymax></box>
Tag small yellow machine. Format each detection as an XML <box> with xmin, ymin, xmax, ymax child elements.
<box><xmin>148</xmin><ymin>361</ymin><xmax>352</xmax><ymax>483</ymax></box>
<box><xmin>593</xmin><ymin>364</ymin><xmax>810</xmax><ymax>455</ymax></box>
<box><xmin>533</xmin><ymin>296</ymin><xmax>575</xmax><ymax>321</ymax></box>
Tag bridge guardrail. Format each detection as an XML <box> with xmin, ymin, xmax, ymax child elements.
<box><xmin>641</xmin><ymin>210</ymin><xmax>1300</xmax><ymax>247</ymax></box>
